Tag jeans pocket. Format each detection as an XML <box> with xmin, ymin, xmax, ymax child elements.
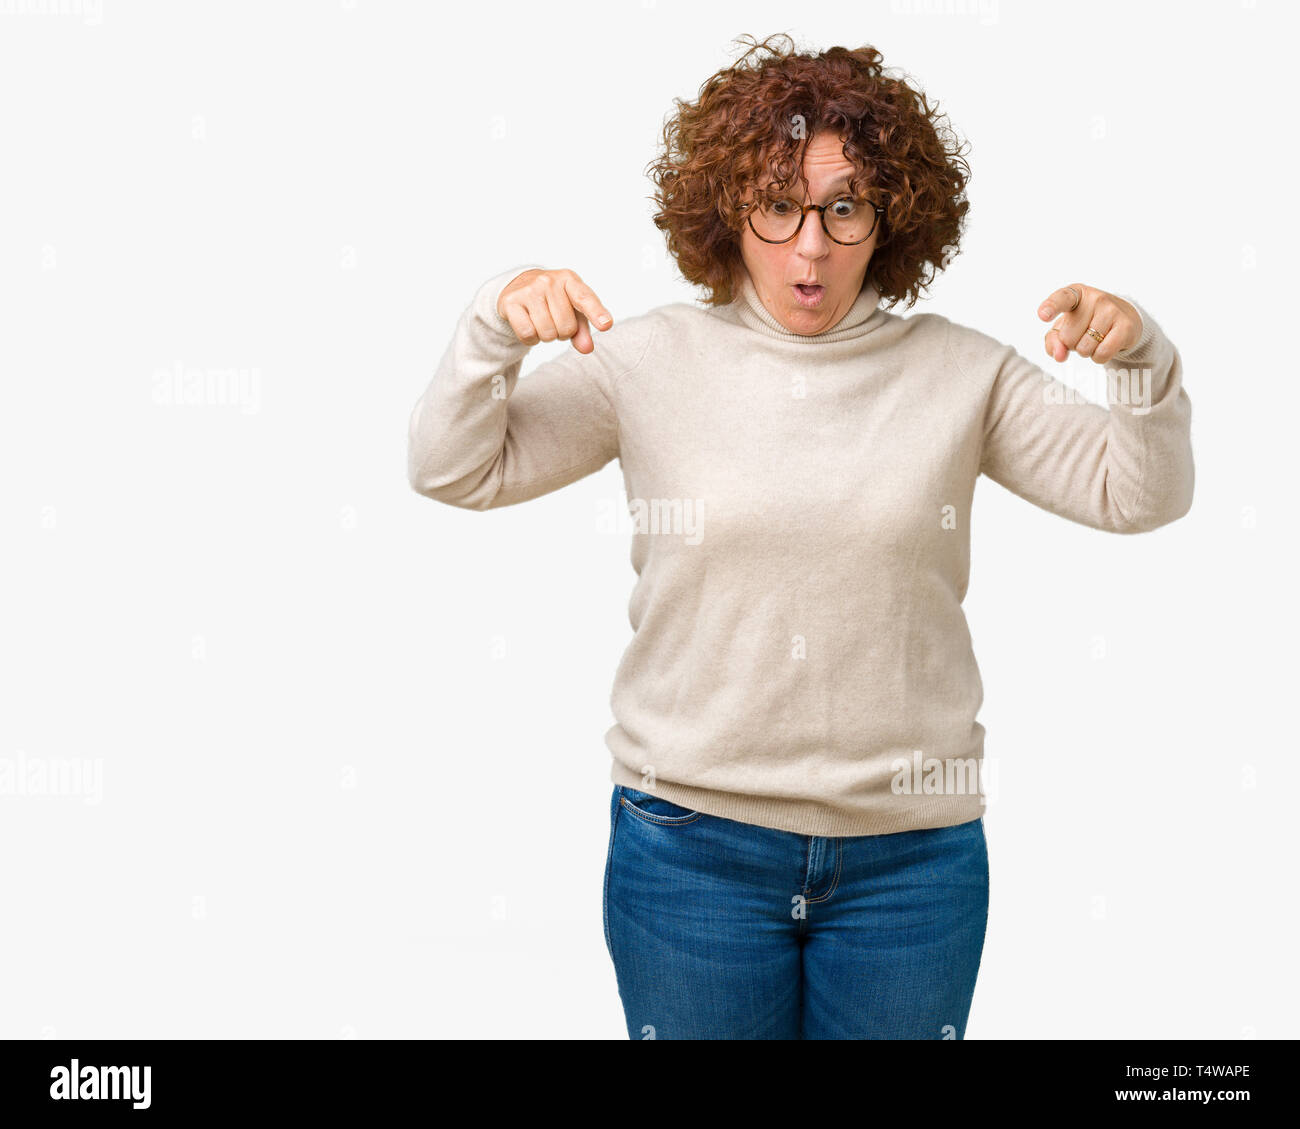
<box><xmin>618</xmin><ymin>785</ymin><xmax>702</xmax><ymax>826</ymax></box>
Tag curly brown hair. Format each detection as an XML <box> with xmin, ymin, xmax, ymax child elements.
<box><xmin>645</xmin><ymin>33</ymin><xmax>972</xmax><ymax>311</ymax></box>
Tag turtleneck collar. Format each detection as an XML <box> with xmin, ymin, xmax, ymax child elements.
<box><xmin>723</xmin><ymin>270</ymin><xmax>886</xmax><ymax>343</ymax></box>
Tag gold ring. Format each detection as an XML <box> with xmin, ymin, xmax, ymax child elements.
<box><xmin>1086</xmin><ymin>328</ymin><xmax>1104</xmax><ymax>342</ymax></box>
<box><xmin>1065</xmin><ymin>287</ymin><xmax>1081</xmax><ymax>311</ymax></box>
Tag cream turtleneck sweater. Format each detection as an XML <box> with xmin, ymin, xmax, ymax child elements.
<box><xmin>408</xmin><ymin>264</ymin><xmax>1193</xmax><ymax>836</ymax></box>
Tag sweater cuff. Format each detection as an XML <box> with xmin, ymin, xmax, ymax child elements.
<box><xmin>1105</xmin><ymin>296</ymin><xmax>1174</xmax><ymax>417</ymax></box>
<box><xmin>1112</xmin><ymin>295</ymin><xmax>1154</xmax><ymax>363</ymax></box>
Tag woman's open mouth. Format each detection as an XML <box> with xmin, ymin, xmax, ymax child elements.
<box><xmin>793</xmin><ymin>283</ymin><xmax>825</xmax><ymax>308</ymax></box>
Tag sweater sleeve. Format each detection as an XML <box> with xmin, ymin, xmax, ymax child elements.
<box><xmin>407</xmin><ymin>265</ymin><xmax>654</xmax><ymax>510</ymax></box>
<box><xmin>953</xmin><ymin>296</ymin><xmax>1194</xmax><ymax>533</ymax></box>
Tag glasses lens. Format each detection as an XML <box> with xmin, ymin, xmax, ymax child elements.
<box><xmin>750</xmin><ymin>198</ymin><xmax>802</xmax><ymax>241</ymax></box>
<box><xmin>824</xmin><ymin>197</ymin><xmax>877</xmax><ymax>243</ymax></box>
<box><xmin>750</xmin><ymin>196</ymin><xmax>878</xmax><ymax>243</ymax></box>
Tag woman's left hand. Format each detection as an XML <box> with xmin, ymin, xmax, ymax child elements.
<box><xmin>1037</xmin><ymin>284</ymin><xmax>1142</xmax><ymax>364</ymax></box>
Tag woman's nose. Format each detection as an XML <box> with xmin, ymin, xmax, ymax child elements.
<box><xmin>795</xmin><ymin>218</ymin><xmax>831</xmax><ymax>255</ymax></box>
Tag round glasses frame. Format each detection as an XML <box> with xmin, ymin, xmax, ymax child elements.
<box><xmin>740</xmin><ymin>195</ymin><xmax>886</xmax><ymax>246</ymax></box>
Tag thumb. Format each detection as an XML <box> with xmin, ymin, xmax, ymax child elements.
<box><xmin>570</xmin><ymin>311</ymin><xmax>594</xmax><ymax>354</ymax></box>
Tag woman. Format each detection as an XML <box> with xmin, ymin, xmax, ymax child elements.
<box><xmin>407</xmin><ymin>34</ymin><xmax>1194</xmax><ymax>1039</ymax></box>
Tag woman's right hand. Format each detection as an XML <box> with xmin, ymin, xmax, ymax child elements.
<box><xmin>496</xmin><ymin>268</ymin><xmax>614</xmax><ymax>354</ymax></box>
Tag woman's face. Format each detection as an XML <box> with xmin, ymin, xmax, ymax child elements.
<box><xmin>737</xmin><ymin>131</ymin><xmax>881</xmax><ymax>336</ymax></box>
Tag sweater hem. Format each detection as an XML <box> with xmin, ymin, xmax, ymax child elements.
<box><xmin>609</xmin><ymin>761</ymin><xmax>986</xmax><ymax>838</ymax></box>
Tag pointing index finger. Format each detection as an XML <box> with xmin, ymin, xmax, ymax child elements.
<box><xmin>564</xmin><ymin>276</ymin><xmax>613</xmax><ymax>331</ymax></box>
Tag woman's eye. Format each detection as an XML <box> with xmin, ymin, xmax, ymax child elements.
<box><xmin>830</xmin><ymin>198</ymin><xmax>858</xmax><ymax>217</ymax></box>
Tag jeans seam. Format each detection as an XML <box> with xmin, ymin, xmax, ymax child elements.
<box><xmin>619</xmin><ymin>795</ymin><xmax>703</xmax><ymax>826</ymax></box>
<box><xmin>805</xmin><ymin>839</ymin><xmax>843</xmax><ymax>904</ymax></box>
<box><xmin>603</xmin><ymin>788</ymin><xmax>622</xmax><ymax>960</ymax></box>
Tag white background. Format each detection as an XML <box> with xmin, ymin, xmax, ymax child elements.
<box><xmin>1</xmin><ymin>0</ymin><xmax>1294</xmax><ymax>1039</ymax></box>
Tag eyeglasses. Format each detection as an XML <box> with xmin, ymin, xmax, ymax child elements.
<box><xmin>739</xmin><ymin>194</ymin><xmax>886</xmax><ymax>246</ymax></box>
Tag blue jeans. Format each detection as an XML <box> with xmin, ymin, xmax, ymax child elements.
<box><xmin>602</xmin><ymin>784</ymin><xmax>989</xmax><ymax>1039</ymax></box>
